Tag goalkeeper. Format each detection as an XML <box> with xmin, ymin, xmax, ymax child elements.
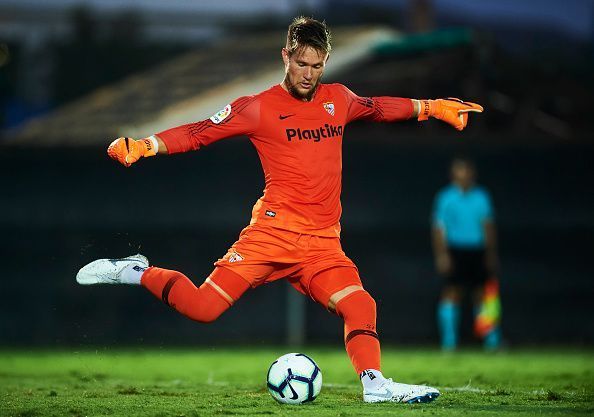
<box><xmin>77</xmin><ymin>16</ymin><xmax>483</xmax><ymax>404</ymax></box>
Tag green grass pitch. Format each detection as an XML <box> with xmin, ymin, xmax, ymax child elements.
<box><xmin>1</xmin><ymin>347</ymin><xmax>592</xmax><ymax>416</ymax></box>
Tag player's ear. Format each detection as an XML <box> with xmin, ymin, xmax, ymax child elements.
<box><xmin>281</xmin><ymin>48</ymin><xmax>290</xmax><ymax>66</ymax></box>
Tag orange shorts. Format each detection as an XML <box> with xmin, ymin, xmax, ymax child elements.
<box><xmin>214</xmin><ymin>224</ymin><xmax>360</xmax><ymax>296</ymax></box>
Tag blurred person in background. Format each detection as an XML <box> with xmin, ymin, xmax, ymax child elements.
<box><xmin>432</xmin><ymin>157</ymin><xmax>501</xmax><ymax>351</ymax></box>
<box><xmin>76</xmin><ymin>16</ymin><xmax>483</xmax><ymax>403</ymax></box>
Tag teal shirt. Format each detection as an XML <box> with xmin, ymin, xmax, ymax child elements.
<box><xmin>432</xmin><ymin>184</ymin><xmax>494</xmax><ymax>249</ymax></box>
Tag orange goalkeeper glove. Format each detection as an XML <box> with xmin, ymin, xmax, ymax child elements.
<box><xmin>107</xmin><ymin>137</ymin><xmax>157</xmax><ymax>167</ymax></box>
<box><xmin>417</xmin><ymin>98</ymin><xmax>483</xmax><ymax>131</ymax></box>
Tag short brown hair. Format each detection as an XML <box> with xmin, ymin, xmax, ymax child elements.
<box><xmin>286</xmin><ymin>16</ymin><xmax>332</xmax><ymax>56</ymax></box>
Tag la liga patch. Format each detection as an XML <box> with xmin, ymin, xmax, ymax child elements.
<box><xmin>210</xmin><ymin>104</ymin><xmax>232</xmax><ymax>124</ymax></box>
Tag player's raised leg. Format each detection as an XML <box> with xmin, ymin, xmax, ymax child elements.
<box><xmin>77</xmin><ymin>255</ymin><xmax>250</xmax><ymax>323</ymax></box>
<box><xmin>307</xmin><ymin>267</ymin><xmax>440</xmax><ymax>404</ymax></box>
<box><xmin>141</xmin><ymin>266</ymin><xmax>250</xmax><ymax>322</ymax></box>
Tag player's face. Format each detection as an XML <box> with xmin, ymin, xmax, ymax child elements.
<box><xmin>282</xmin><ymin>46</ymin><xmax>328</xmax><ymax>101</ymax></box>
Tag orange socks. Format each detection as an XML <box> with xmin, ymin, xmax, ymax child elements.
<box><xmin>141</xmin><ymin>266</ymin><xmax>250</xmax><ymax>323</ymax></box>
<box><xmin>335</xmin><ymin>290</ymin><xmax>381</xmax><ymax>375</ymax></box>
<box><xmin>308</xmin><ymin>267</ymin><xmax>381</xmax><ymax>375</ymax></box>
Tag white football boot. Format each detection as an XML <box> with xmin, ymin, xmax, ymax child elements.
<box><xmin>76</xmin><ymin>254</ymin><xmax>149</xmax><ymax>285</ymax></box>
<box><xmin>363</xmin><ymin>379</ymin><xmax>440</xmax><ymax>404</ymax></box>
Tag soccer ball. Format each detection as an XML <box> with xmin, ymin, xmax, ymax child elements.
<box><xmin>266</xmin><ymin>353</ymin><xmax>322</xmax><ymax>404</ymax></box>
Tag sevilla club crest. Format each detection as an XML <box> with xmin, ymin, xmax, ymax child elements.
<box><xmin>323</xmin><ymin>102</ymin><xmax>335</xmax><ymax>116</ymax></box>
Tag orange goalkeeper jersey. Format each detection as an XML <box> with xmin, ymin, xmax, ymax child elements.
<box><xmin>156</xmin><ymin>83</ymin><xmax>413</xmax><ymax>237</ymax></box>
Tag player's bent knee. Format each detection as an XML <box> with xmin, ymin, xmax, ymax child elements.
<box><xmin>334</xmin><ymin>289</ymin><xmax>376</xmax><ymax>320</ymax></box>
<box><xmin>163</xmin><ymin>274</ymin><xmax>232</xmax><ymax>324</ymax></box>
<box><xmin>328</xmin><ymin>285</ymin><xmax>364</xmax><ymax>311</ymax></box>
<box><xmin>185</xmin><ymin>303</ymin><xmax>224</xmax><ymax>324</ymax></box>
<box><xmin>182</xmin><ymin>283</ymin><xmax>232</xmax><ymax>323</ymax></box>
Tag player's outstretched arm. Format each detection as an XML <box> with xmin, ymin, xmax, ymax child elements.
<box><xmin>340</xmin><ymin>86</ymin><xmax>481</xmax><ymax>130</ymax></box>
<box><xmin>414</xmin><ymin>98</ymin><xmax>483</xmax><ymax>131</ymax></box>
<box><xmin>107</xmin><ymin>135</ymin><xmax>168</xmax><ymax>167</ymax></box>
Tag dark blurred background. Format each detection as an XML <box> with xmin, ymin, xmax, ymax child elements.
<box><xmin>1</xmin><ymin>0</ymin><xmax>593</xmax><ymax>347</ymax></box>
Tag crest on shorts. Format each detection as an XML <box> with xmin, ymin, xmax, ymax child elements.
<box><xmin>323</xmin><ymin>102</ymin><xmax>335</xmax><ymax>116</ymax></box>
<box><xmin>228</xmin><ymin>251</ymin><xmax>244</xmax><ymax>263</ymax></box>
<box><xmin>210</xmin><ymin>104</ymin><xmax>232</xmax><ymax>124</ymax></box>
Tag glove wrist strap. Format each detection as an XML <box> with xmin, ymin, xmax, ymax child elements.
<box><xmin>417</xmin><ymin>99</ymin><xmax>433</xmax><ymax>121</ymax></box>
<box><xmin>141</xmin><ymin>136</ymin><xmax>158</xmax><ymax>157</ymax></box>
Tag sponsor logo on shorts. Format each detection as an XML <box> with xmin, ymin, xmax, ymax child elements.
<box><xmin>228</xmin><ymin>251</ymin><xmax>244</xmax><ymax>263</ymax></box>
<box><xmin>210</xmin><ymin>104</ymin><xmax>232</xmax><ymax>124</ymax></box>
<box><xmin>265</xmin><ymin>210</ymin><xmax>276</xmax><ymax>217</ymax></box>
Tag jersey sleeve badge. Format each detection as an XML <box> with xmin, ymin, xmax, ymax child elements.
<box><xmin>210</xmin><ymin>104</ymin><xmax>232</xmax><ymax>124</ymax></box>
